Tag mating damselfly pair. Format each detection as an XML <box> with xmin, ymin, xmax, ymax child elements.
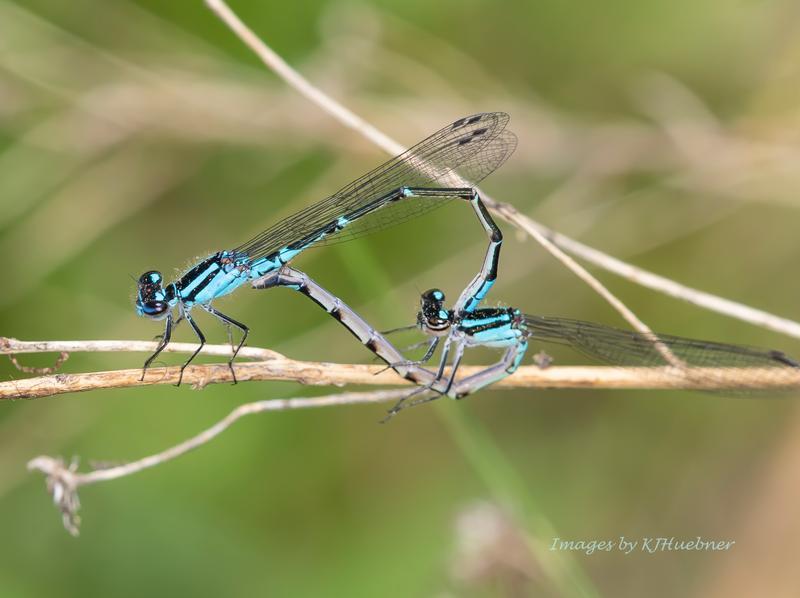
<box><xmin>135</xmin><ymin>112</ymin><xmax>800</xmax><ymax>415</ymax></box>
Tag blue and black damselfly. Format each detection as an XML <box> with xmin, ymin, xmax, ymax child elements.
<box><xmin>383</xmin><ymin>288</ymin><xmax>800</xmax><ymax>415</ymax></box>
<box><xmin>136</xmin><ymin>113</ymin><xmax>516</xmax><ymax>385</ymax></box>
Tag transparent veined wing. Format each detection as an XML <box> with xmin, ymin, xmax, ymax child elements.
<box><xmin>524</xmin><ymin>314</ymin><xmax>800</xmax><ymax>392</ymax></box>
<box><xmin>234</xmin><ymin>112</ymin><xmax>516</xmax><ymax>259</ymax></box>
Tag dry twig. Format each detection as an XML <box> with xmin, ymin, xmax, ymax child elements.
<box><xmin>26</xmin><ymin>388</ymin><xmax>414</xmax><ymax>536</ymax></box>
<box><xmin>2</xmin><ymin>338</ymin><xmax>798</xmax><ymax>401</ymax></box>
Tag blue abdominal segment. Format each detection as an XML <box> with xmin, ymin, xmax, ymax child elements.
<box><xmin>461</xmin><ymin>280</ymin><xmax>495</xmax><ymax>313</ymax></box>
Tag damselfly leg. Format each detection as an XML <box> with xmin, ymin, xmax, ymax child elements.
<box><xmin>201</xmin><ymin>305</ymin><xmax>249</xmax><ymax>384</ymax></box>
<box><xmin>178</xmin><ymin>310</ymin><xmax>206</xmax><ymax>387</ymax></box>
<box><xmin>141</xmin><ymin>311</ymin><xmax>173</xmax><ymax>381</ymax></box>
<box><xmin>381</xmin><ymin>338</ymin><xmax>465</xmax><ymax>421</ymax></box>
<box><xmin>372</xmin><ymin>335</ymin><xmax>440</xmax><ymax>375</ymax></box>
<box><xmin>450</xmin><ymin>337</ymin><xmax>529</xmax><ymax>398</ymax></box>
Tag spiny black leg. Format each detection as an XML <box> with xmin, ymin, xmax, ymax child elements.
<box><xmin>141</xmin><ymin>312</ymin><xmax>173</xmax><ymax>381</ymax></box>
<box><xmin>384</xmin><ymin>339</ymin><xmax>450</xmax><ymax>412</ymax></box>
<box><xmin>380</xmin><ymin>324</ymin><xmax>418</xmax><ymax>336</ymax></box>
<box><xmin>384</xmin><ymin>335</ymin><xmax>473</xmax><ymax>419</ymax></box>
<box><xmin>403</xmin><ymin>338</ymin><xmax>437</xmax><ymax>354</ymax></box>
<box><xmin>374</xmin><ymin>337</ymin><xmax>440</xmax><ymax>375</ymax></box>
<box><xmin>153</xmin><ymin>315</ymin><xmax>182</xmax><ymax>342</ymax></box>
<box><xmin>417</xmin><ymin>337</ymin><xmax>440</xmax><ymax>365</ymax></box>
<box><xmin>202</xmin><ymin>305</ymin><xmax>249</xmax><ymax>384</ymax></box>
<box><xmin>385</xmin><ymin>347</ymin><xmax>464</xmax><ymax>418</ymax></box>
<box><xmin>179</xmin><ymin>312</ymin><xmax>206</xmax><ymax>387</ymax></box>
<box><xmin>403</xmin><ymin>391</ymin><xmax>448</xmax><ymax>412</ymax></box>
<box><xmin>225</xmin><ymin>324</ymin><xmax>234</xmax><ymax>353</ymax></box>
<box><xmin>382</xmin><ymin>339</ymin><xmax>453</xmax><ymax>421</ymax></box>
<box><xmin>434</xmin><ymin>339</ymin><xmax>451</xmax><ymax>382</ymax></box>
<box><xmin>370</xmin><ymin>337</ymin><xmax>432</xmax><ymax>366</ymax></box>
<box><xmin>380</xmin><ymin>385</ymin><xmax>438</xmax><ymax>423</ymax></box>
<box><xmin>441</xmin><ymin>342</ymin><xmax>466</xmax><ymax>396</ymax></box>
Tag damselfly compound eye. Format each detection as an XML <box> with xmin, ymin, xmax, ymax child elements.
<box><xmin>138</xmin><ymin>271</ymin><xmax>163</xmax><ymax>287</ymax></box>
<box><xmin>141</xmin><ymin>300</ymin><xmax>169</xmax><ymax>317</ymax></box>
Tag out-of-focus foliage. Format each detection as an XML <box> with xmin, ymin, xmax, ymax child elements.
<box><xmin>1</xmin><ymin>0</ymin><xmax>799</xmax><ymax>596</ymax></box>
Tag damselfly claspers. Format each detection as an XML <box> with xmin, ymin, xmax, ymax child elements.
<box><xmin>135</xmin><ymin>113</ymin><xmax>516</xmax><ymax>385</ymax></box>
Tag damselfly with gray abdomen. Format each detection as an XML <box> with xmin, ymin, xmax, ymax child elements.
<box><xmin>135</xmin><ymin>113</ymin><xmax>516</xmax><ymax>385</ymax></box>
<box><xmin>382</xmin><ymin>288</ymin><xmax>800</xmax><ymax>416</ymax></box>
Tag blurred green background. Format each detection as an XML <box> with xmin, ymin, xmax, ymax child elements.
<box><xmin>1</xmin><ymin>0</ymin><xmax>800</xmax><ymax>596</ymax></box>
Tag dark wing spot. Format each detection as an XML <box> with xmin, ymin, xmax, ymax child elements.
<box><xmin>770</xmin><ymin>350</ymin><xmax>800</xmax><ymax>367</ymax></box>
<box><xmin>457</xmin><ymin>127</ymin><xmax>489</xmax><ymax>145</ymax></box>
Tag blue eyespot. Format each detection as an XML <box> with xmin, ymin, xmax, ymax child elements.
<box><xmin>422</xmin><ymin>288</ymin><xmax>445</xmax><ymax>304</ymax></box>
<box><xmin>139</xmin><ymin>271</ymin><xmax>162</xmax><ymax>286</ymax></box>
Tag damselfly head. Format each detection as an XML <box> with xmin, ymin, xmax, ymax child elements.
<box><xmin>135</xmin><ymin>270</ymin><xmax>170</xmax><ymax>319</ymax></box>
<box><xmin>418</xmin><ymin>288</ymin><xmax>452</xmax><ymax>335</ymax></box>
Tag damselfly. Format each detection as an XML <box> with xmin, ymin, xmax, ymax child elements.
<box><xmin>383</xmin><ymin>288</ymin><xmax>800</xmax><ymax>415</ymax></box>
<box><xmin>135</xmin><ymin>113</ymin><xmax>516</xmax><ymax>384</ymax></box>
